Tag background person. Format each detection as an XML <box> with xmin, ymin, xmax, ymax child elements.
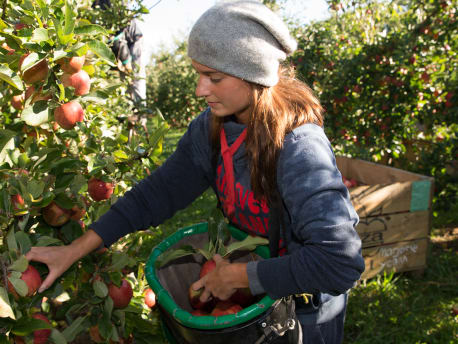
<box><xmin>26</xmin><ymin>2</ymin><xmax>364</xmax><ymax>343</ymax></box>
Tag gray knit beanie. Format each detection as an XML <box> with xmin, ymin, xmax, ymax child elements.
<box><xmin>187</xmin><ymin>0</ymin><xmax>297</xmax><ymax>87</ymax></box>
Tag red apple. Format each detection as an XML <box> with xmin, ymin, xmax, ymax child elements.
<box><xmin>14</xmin><ymin>22</ymin><xmax>27</xmax><ymax>31</ymax></box>
<box><xmin>199</xmin><ymin>259</ymin><xmax>216</xmax><ymax>278</ymax></box>
<box><xmin>191</xmin><ymin>309</ymin><xmax>209</xmax><ymax>316</ymax></box>
<box><xmin>57</xmin><ymin>55</ymin><xmax>86</xmax><ymax>73</ymax></box>
<box><xmin>8</xmin><ymin>265</ymin><xmax>42</xmax><ymax>298</ymax></box>
<box><xmin>88</xmin><ymin>177</ymin><xmax>113</xmax><ymax>201</ymax></box>
<box><xmin>70</xmin><ymin>196</ymin><xmax>87</xmax><ymax>220</ymax></box>
<box><xmin>11</xmin><ymin>194</ymin><xmax>25</xmax><ymax>213</ymax></box>
<box><xmin>144</xmin><ymin>288</ymin><xmax>156</xmax><ymax>309</ymax></box>
<box><xmin>11</xmin><ymin>94</ymin><xmax>24</xmax><ymax>110</ymax></box>
<box><xmin>108</xmin><ymin>279</ymin><xmax>133</xmax><ymax>309</ymax></box>
<box><xmin>210</xmin><ymin>300</ymin><xmax>243</xmax><ymax>316</ymax></box>
<box><xmin>54</xmin><ymin>101</ymin><xmax>84</xmax><ymax>130</ymax></box>
<box><xmin>32</xmin><ymin>313</ymin><xmax>51</xmax><ymax>344</ymax></box>
<box><xmin>60</xmin><ymin>70</ymin><xmax>91</xmax><ymax>96</ymax></box>
<box><xmin>230</xmin><ymin>287</ymin><xmax>254</xmax><ymax>308</ymax></box>
<box><xmin>19</xmin><ymin>54</ymin><xmax>49</xmax><ymax>84</ymax></box>
<box><xmin>42</xmin><ymin>201</ymin><xmax>71</xmax><ymax>227</ymax></box>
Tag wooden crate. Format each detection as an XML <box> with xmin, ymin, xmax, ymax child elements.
<box><xmin>336</xmin><ymin>156</ymin><xmax>434</xmax><ymax>280</ymax></box>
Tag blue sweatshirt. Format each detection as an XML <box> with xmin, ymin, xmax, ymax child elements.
<box><xmin>90</xmin><ymin>108</ymin><xmax>365</xmax><ymax>324</ymax></box>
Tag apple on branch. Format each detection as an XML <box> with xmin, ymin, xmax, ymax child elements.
<box><xmin>108</xmin><ymin>279</ymin><xmax>133</xmax><ymax>309</ymax></box>
<box><xmin>88</xmin><ymin>177</ymin><xmax>114</xmax><ymax>201</ymax></box>
<box><xmin>8</xmin><ymin>265</ymin><xmax>42</xmax><ymax>299</ymax></box>
<box><xmin>57</xmin><ymin>55</ymin><xmax>86</xmax><ymax>73</ymax></box>
<box><xmin>54</xmin><ymin>101</ymin><xmax>84</xmax><ymax>130</ymax></box>
<box><xmin>42</xmin><ymin>201</ymin><xmax>71</xmax><ymax>227</ymax></box>
<box><xmin>60</xmin><ymin>69</ymin><xmax>91</xmax><ymax>96</ymax></box>
<box><xmin>18</xmin><ymin>53</ymin><xmax>49</xmax><ymax>84</ymax></box>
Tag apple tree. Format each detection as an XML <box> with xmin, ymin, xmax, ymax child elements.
<box><xmin>0</xmin><ymin>0</ymin><xmax>166</xmax><ymax>342</ymax></box>
<box><xmin>291</xmin><ymin>0</ymin><xmax>457</xmax><ymax>226</ymax></box>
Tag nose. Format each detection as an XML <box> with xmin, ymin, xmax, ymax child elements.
<box><xmin>195</xmin><ymin>75</ymin><xmax>210</xmax><ymax>98</ymax></box>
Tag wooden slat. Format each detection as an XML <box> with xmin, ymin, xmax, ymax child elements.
<box><xmin>361</xmin><ymin>238</ymin><xmax>428</xmax><ymax>280</ymax></box>
<box><xmin>349</xmin><ymin>183</ymin><xmax>414</xmax><ymax>216</ymax></box>
<box><xmin>357</xmin><ymin>210</ymin><xmax>430</xmax><ymax>248</ymax></box>
<box><xmin>336</xmin><ymin>156</ymin><xmax>433</xmax><ymax>185</ymax></box>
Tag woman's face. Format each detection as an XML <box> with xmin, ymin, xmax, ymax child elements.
<box><xmin>192</xmin><ymin>60</ymin><xmax>253</xmax><ymax>124</ymax></box>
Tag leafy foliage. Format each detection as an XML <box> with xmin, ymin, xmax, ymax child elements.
<box><xmin>0</xmin><ymin>0</ymin><xmax>166</xmax><ymax>342</ymax></box>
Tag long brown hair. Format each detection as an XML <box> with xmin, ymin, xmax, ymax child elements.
<box><xmin>211</xmin><ymin>64</ymin><xmax>324</xmax><ymax>204</ymax></box>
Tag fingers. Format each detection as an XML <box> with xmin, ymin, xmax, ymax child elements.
<box><xmin>212</xmin><ymin>254</ymin><xmax>223</xmax><ymax>263</ymax></box>
<box><xmin>199</xmin><ymin>286</ymin><xmax>213</xmax><ymax>303</ymax></box>
<box><xmin>192</xmin><ymin>279</ymin><xmax>204</xmax><ymax>292</ymax></box>
<box><xmin>38</xmin><ymin>271</ymin><xmax>59</xmax><ymax>293</ymax></box>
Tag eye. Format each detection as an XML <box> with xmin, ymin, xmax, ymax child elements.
<box><xmin>210</xmin><ymin>77</ymin><xmax>222</xmax><ymax>83</ymax></box>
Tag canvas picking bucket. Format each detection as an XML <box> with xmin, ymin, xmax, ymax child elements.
<box><xmin>145</xmin><ymin>222</ymin><xmax>300</xmax><ymax>343</ymax></box>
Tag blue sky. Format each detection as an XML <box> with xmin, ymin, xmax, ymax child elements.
<box><xmin>139</xmin><ymin>0</ymin><xmax>330</xmax><ymax>58</ymax></box>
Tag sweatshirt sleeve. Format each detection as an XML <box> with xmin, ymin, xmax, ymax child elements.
<box><xmin>89</xmin><ymin>111</ymin><xmax>213</xmax><ymax>247</ymax></box>
<box><xmin>256</xmin><ymin>125</ymin><xmax>365</xmax><ymax>299</ymax></box>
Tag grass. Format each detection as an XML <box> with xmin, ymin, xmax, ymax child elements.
<box><xmin>138</xmin><ymin>127</ymin><xmax>457</xmax><ymax>343</ymax></box>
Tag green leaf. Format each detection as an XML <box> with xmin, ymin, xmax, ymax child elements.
<box><xmin>27</xmin><ymin>180</ymin><xmax>45</xmax><ymax>199</ymax></box>
<box><xmin>63</xmin><ymin>0</ymin><xmax>75</xmax><ymax>35</ymax></box>
<box><xmin>31</xmin><ymin>28</ymin><xmax>49</xmax><ymax>43</ymax></box>
<box><xmin>8</xmin><ymin>255</ymin><xmax>28</xmax><ymax>272</ymax></box>
<box><xmin>113</xmin><ymin>150</ymin><xmax>129</xmax><ymax>162</ymax></box>
<box><xmin>224</xmin><ymin>236</ymin><xmax>269</xmax><ymax>258</ymax></box>
<box><xmin>110</xmin><ymin>252</ymin><xmax>132</xmax><ymax>271</ymax></box>
<box><xmin>154</xmin><ymin>245</ymin><xmax>198</xmax><ymax>269</ymax></box>
<box><xmin>74</xmin><ymin>24</ymin><xmax>107</xmax><ymax>36</ymax></box>
<box><xmin>0</xmin><ymin>287</ymin><xmax>15</xmax><ymax>319</ymax></box>
<box><xmin>11</xmin><ymin>316</ymin><xmax>52</xmax><ymax>336</ymax></box>
<box><xmin>104</xmin><ymin>296</ymin><xmax>113</xmax><ymax>319</ymax></box>
<box><xmin>0</xmin><ymin>66</ymin><xmax>23</xmax><ymax>90</ymax></box>
<box><xmin>0</xmin><ymin>130</ymin><xmax>16</xmax><ymax>153</ymax></box>
<box><xmin>87</xmin><ymin>40</ymin><xmax>116</xmax><ymax>66</ymax></box>
<box><xmin>7</xmin><ymin>276</ymin><xmax>28</xmax><ymax>297</ymax></box>
<box><xmin>6</xmin><ymin>229</ymin><xmax>18</xmax><ymax>252</ymax></box>
<box><xmin>21</xmin><ymin>103</ymin><xmax>49</xmax><ymax>127</ymax></box>
<box><xmin>19</xmin><ymin>53</ymin><xmax>39</xmax><ymax>72</ymax></box>
<box><xmin>93</xmin><ymin>280</ymin><xmax>108</xmax><ymax>298</ymax></box>
<box><xmin>35</xmin><ymin>236</ymin><xmax>62</xmax><ymax>247</ymax></box>
<box><xmin>15</xmin><ymin>232</ymin><xmax>32</xmax><ymax>254</ymax></box>
<box><xmin>99</xmin><ymin>311</ymin><xmax>112</xmax><ymax>340</ymax></box>
<box><xmin>50</xmin><ymin>329</ymin><xmax>68</xmax><ymax>344</ymax></box>
<box><xmin>61</xmin><ymin>316</ymin><xmax>86</xmax><ymax>342</ymax></box>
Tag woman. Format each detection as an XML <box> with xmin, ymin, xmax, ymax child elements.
<box><xmin>26</xmin><ymin>1</ymin><xmax>364</xmax><ymax>343</ymax></box>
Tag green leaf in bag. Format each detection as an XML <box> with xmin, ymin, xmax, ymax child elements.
<box><xmin>224</xmin><ymin>236</ymin><xmax>269</xmax><ymax>258</ymax></box>
<box><xmin>155</xmin><ymin>245</ymin><xmax>198</xmax><ymax>268</ymax></box>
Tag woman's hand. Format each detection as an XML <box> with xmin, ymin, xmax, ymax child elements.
<box><xmin>191</xmin><ymin>254</ymin><xmax>249</xmax><ymax>302</ymax></box>
<box><xmin>25</xmin><ymin>229</ymin><xmax>103</xmax><ymax>293</ymax></box>
<box><xmin>25</xmin><ymin>245</ymin><xmax>79</xmax><ymax>293</ymax></box>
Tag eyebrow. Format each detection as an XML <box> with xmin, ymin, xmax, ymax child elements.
<box><xmin>191</xmin><ymin>64</ymin><xmax>222</xmax><ymax>76</ymax></box>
